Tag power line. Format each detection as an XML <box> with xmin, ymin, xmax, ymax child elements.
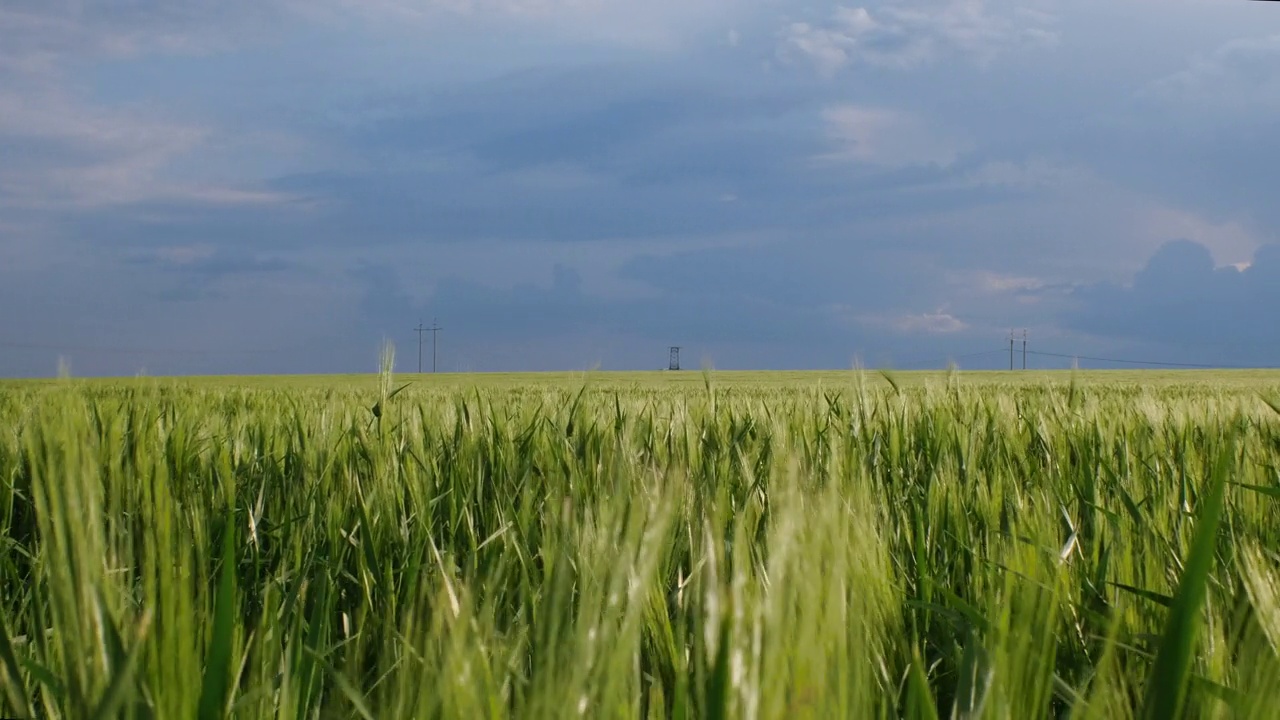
<box><xmin>427</xmin><ymin>320</ymin><xmax>442</xmax><ymax>376</ymax></box>
<box><xmin>2</xmin><ymin>334</ymin><xmax>1258</xmax><ymax>373</ymax></box>
<box><xmin>417</xmin><ymin>320</ymin><xmax>448</xmax><ymax>376</ymax></box>
<box><xmin>432</xmin><ymin>320</ymin><xmax>441</xmax><ymax>373</ymax></box>
<box><xmin>1005</xmin><ymin>329</ymin><xmax>1029</xmax><ymax>370</ymax></box>
<box><xmin>898</xmin><ymin>346</ymin><xmax>1254</xmax><ymax>371</ymax></box>
<box><xmin>1025</xmin><ymin>349</ymin><xmax>1245</xmax><ymax>369</ymax></box>
<box><xmin>948</xmin><ymin>334</ymin><xmax>1255</xmax><ymax>370</ymax></box>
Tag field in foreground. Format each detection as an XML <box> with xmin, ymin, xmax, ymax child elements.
<box><xmin>3</xmin><ymin>369</ymin><xmax>1280</xmax><ymax>718</ymax></box>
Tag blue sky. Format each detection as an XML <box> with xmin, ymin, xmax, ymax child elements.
<box><xmin>2</xmin><ymin>0</ymin><xmax>1279</xmax><ymax>375</ymax></box>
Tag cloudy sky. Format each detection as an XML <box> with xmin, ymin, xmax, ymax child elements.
<box><xmin>2</xmin><ymin>0</ymin><xmax>1279</xmax><ymax>376</ymax></box>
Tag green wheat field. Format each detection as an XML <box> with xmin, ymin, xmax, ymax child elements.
<box><xmin>3</xmin><ymin>363</ymin><xmax>1280</xmax><ymax>718</ymax></box>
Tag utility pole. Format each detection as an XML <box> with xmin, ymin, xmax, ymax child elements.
<box><xmin>1022</xmin><ymin>329</ymin><xmax>1028</xmax><ymax>370</ymax></box>
<box><xmin>428</xmin><ymin>319</ymin><xmax>441</xmax><ymax>373</ymax></box>
<box><xmin>1009</xmin><ymin>330</ymin><xmax>1015</xmax><ymax>371</ymax></box>
<box><xmin>414</xmin><ymin>319</ymin><xmax>442</xmax><ymax>373</ymax></box>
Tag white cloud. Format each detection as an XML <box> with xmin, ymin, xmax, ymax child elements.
<box><xmin>955</xmin><ymin>158</ymin><xmax>1093</xmax><ymax>190</ymax></box>
<box><xmin>1130</xmin><ymin>204</ymin><xmax>1262</xmax><ymax>270</ymax></box>
<box><xmin>0</xmin><ymin>3</ymin><xmax>311</xmax><ymax>210</ymax></box>
<box><xmin>0</xmin><ymin>2</ymin><xmax>286</xmax><ymax>64</ymax></box>
<box><xmin>312</xmin><ymin>0</ymin><xmax>743</xmax><ymax>50</ymax></box>
<box><xmin>818</xmin><ymin>105</ymin><xmax>969</xmax><ymax>168</ymax></box>
<box><xmin>894</xmin><ymin>310</ymin><xmax>967</xmax><ymax>333</ymax></box>
<box><xmin>778</xmin><ymin>0</ymin><xmax>1058</xmax><ymax>76</ymax></box>
<box><xmin>154</xmin><ymin>245</ymin><xmax>218</xmax><ymax>266</ymax></box>
<box><xmin>0</xmin><ymin>90</ymin><xmax>200</xmax><ymax>207</ymax></box>
<box><xmin>846</xmin><ymin>308</ymin><xmax>969</xmax><ymax>334</ymax></box>
<box><xmin>1140</xmin><ymin>33</ymin><xmax>1280</xmax><ymax>114</ymax></box>
<box><xmin>3</xmin><ymin>0</ymin><xmax>744</xmax><ymax>58</ymax></box>
<box><xmin>958</xmin><ymin>269</ymin><xmax>1045</xmax><ymax>294</ymax></box>
<box><xmin>0</xmin><ymin>86</ymin><xmax>302</xmax><ymax>209</ymax></box>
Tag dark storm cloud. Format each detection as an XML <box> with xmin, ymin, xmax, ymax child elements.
<box><xmin>350</xmin><ymin>256</ymin><xmax>874</xmax><ymax>369</ymax></box>
<box><xmin>119</xmin><ymin>247</ymin><xmax>296</xmax><ymax>301</ymax></box>
<box><xmin>1046</xmin><ymin>82</ymin><xmax>1280</xmax><ymax>233</ymax></box>
<box><xmin>0</xmin><ymin>0</ymin><xmax>289</xmax><ymax>58</ymax></box>
<box><xmin>243</xmin><ymin>66</ymin><xmax>1037</xmax><ymax>246</ymax></box>
<box><xmin>8</xmin><ymin>0</ymin><xmax>1280</xmax><ymax>377</ymax></box>
<box><xmin>364</xmin><ymin>261</ymin><xmax>838</xmax><ymax>344</ymax></box>
<box><xmin>1062</xmin><ymin>240</ymin><xmax>1280</xmax><ymax>365</ymax></box>
<box><xmin>616</xmin><ymin>242</ymin><xmax>935</xmax><ymax>311</ymax></box>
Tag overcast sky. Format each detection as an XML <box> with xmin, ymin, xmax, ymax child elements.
<box><xmin>2</xmin><ymin>0</ymin><xmax>1278</xmax><ymax>376</ymax></box>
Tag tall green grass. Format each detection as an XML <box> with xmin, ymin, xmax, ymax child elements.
<box><xmin>1</xmin><ymin>371</ymin><xmax>1279</xmax><ymax>718</ymax></box>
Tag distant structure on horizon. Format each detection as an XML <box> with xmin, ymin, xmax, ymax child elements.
<box><xmin>668</xmin><ymin>346</ymin><xmax>682</xmax><ymax>371</ymax></box>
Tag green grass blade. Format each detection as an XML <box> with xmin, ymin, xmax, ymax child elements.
<box><xmin>387</xmin><ymin>382</ymin><xmax>414</xmax><ymax>401</ymax></box>
<box><xmin>309</xmin><ymin>648</ymin><xmax>376</xmax><ymax>720</ymax></box>
<box><xmin>198</xmin><ymin>510</ymin><xmax>239</xmax><ymax>720</ymax></box>
<box><xmin>0</xmin><ymin>613</ymin><xmax>34</xmax><ymax>718</ymax></box>
<box><xmin>703</xmin><ymin>615</ymin><xmax>732</xmax><ymax>720</ymax></box>
<box><xmin>906</xmin><ymin>647</ymin><xmax>940</xmax><ymax>720</ymax></box>
<box><xmin>1259</xmin><ymin>394</ymin><xmax>1280</xmax><ymax>417</ymax></box>
<box><xmin>19</xmin><ymin>657</ymin><xmax>65</xmax><ymax>703</ymax></box>
<box><xmin>1230</xmin><ymin>482</ymin><xmax>1280</xmax><ymax>499</ymax></box>
<box><xmin>87</xmin><ymin>610</ymin><xmax>152</xmax><ymax>720</ymax></box>
<box><xmin>951</xmin><ymin>630</ymin><xmax>992</xmax><ymax>720</ymax></box>
<box><xmin>1110</xmin><ymin>583</ymin><xmax>1173</xmax><ymax>609</ymax></box>
<box><xmin>880</xmin><ymin>369</ymin><xmax>902</xmax><ymax>396</ymax></box>
<box><xmin>1140</xmin><ymin>439</ymin><xmax>1233</xmax><ymax>720</ymax></box>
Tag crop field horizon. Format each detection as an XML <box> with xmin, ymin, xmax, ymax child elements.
<box><xmin>3</xmin><ymin>363</ymin><xmax>1280</xmax><ymax>718</ymax></box>
<box><xmin>5</xmin><ymin>366</ymin><xmax>1280</xmax><ymax>391</ymax></box>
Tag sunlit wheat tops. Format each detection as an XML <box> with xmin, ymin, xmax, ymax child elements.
<box><xmin>1</xmin><ymin>370</ymin><xmax>1280</xmax><ymax>718</ymax></box>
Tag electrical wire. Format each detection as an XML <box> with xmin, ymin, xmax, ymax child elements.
<box><xmin>1024</xmin><ymin>349</ymin><xmax>1249</xmax><ymax>369</ymax></box>
<box><xmin>891</xmin><ymin>347</ymin><xmax>1255</xmax><ymax>371</ymax></box>
<box><xmin>0</xmin><ymin>339</ymin><xmax>1263</xmax><ymax>370</ymax></box>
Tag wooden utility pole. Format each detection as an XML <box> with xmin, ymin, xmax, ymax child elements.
<box><xmin>414</xmin><ymin>319</ymin><xmax>442</xmax><ymax>373</ymax></box>
<box><xmin>428</xmin><ymin>319</ymin><xmax>441</xmax><ymax>373</ymax></box>
<box><xmin>414</xmin><ymin>322</ymin><xmax>427</xmax><ymax>373</ymax></box>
